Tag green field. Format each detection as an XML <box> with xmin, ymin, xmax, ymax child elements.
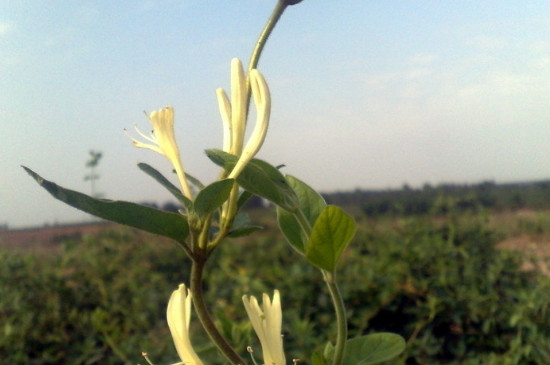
<box><xmin>2</xmin><ymin>205</ymin><xmax>550</xmax><ymax>364</ymax></box>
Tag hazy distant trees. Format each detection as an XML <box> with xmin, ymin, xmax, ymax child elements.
<box><xmin>139</xmin><ymin>179</ymin><xmax>550</xmax><ymax>218</ymax></box>
<box><xmin>325</xmin><ymin>180</ymin><xmax>550</xmax><ymax>217</ymax></box>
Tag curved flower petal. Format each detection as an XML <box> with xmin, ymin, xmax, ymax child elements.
<box><xmin>228</xmin><ymin>69</ymin><xmax>271</xmax><ymax>179</ymax></box>
<box><xmin>167</xmin><ymin>284</ymin><xmax>204</xmax><ymax>365</ymax></box>
<box><xmin>216</xmin><ymin>59</ymin><xmax>271</xmax><ymax>180</ymax></box>
<box><xmin>216</xmin><ymin>88</ymin><xmax>232</xmax><ymax>152</ymax></box>
<box><xmin>230</xmin><ymin>58</ymin><xmax>247</xmax><ymax>155</ymax></box>
<box><xmin>242</xmin><ymin>290</ymin><xmax>286</xmax><ymax>365</ymax></box>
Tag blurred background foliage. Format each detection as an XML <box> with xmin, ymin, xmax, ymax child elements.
<box><xmin>2</xmin><ymin>187</ymin><xmax>550</xmax><ymax>364</ymax></box>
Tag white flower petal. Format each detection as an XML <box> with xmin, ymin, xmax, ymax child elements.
<box><xmin>228</xmin><ymin>69</ymin><xmax>271</xmax><ymax>179</ymax></box>
<box><xmin>216</xmin><ymin>88</ymin><xmax>233</xmax><ymax>152</ymax></box>
<box><xmin>242</xmin><ymin>290</ymin><xmax>286</xmax><ymax>365</ymax></box>
<box><xmin>126</xmin><ymin>106</ymin><xmax>192</xmax><ymax>199</ymax></box>
<box><xmin>167</xmin><ymin>284</ymin><xmax>204</xmax><ymax>365</ymax></box>
<box><xmin>230</xmin><ymin>58</ymin><xmax>247</xmax><ymax>155</ymax></box>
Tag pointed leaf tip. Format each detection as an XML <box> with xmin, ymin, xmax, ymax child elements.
<box><xmin>23</xmin><ymin>167</ymin><xmax>189</xmax><ymax>242</ymax></box>
<box><xmin>137</xmin><ymin>162</ymin><xmax>192</xmax><ymax>209</ymax></box>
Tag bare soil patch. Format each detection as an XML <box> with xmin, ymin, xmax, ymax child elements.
<box><xmin>497</xmin><ymin>235</ymin><xmax>550</xmax><ymax>276</ymax></box>
<box><xmin>0</xmin><ymin>221</ymin><xmax>115</xmax><ymax>252</ymax></box>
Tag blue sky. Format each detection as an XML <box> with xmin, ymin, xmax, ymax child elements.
<box><xmin>2</xmin><ymin>1</ymin><xmax>550</xmax><ymax>228</ymax></box>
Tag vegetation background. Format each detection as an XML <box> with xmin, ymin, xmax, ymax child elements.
<box><xmin>2</xmin><ymin>180</ymin><xmax>550</xmax><ymax>364</ymax></box>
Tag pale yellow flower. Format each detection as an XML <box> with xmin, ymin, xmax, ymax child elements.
<box><xmin>228</xmin><ymin>69</ymin><xmax>271</xmax><ymax>179</ymax></box>
<box><xmin>216</xmin><ymin>58</ymin><xmax>247</xmax><ymax>156</ymax></box>
<box><xmin>216</xmin><ymin>58</ymin><xmax>271</xmax><ymax>179</ymax></box>
<box><xmin>126</xmin><ymin>106</ymin><xmax>192</xmax><ymax>199</ymax></box>
<box><xmin>242</xmin><ymin>290</ymin><xmax>286</xmax><ymax>365</ymax></box>
<box><xmin>167</xmin><ymin>284</ymin><xmax>204</xmax><ymax>365</ymax></box>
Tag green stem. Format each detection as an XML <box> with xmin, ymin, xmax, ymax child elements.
<box><xmin>293</xmin><ymin>209</ymin><xmax>348</xmax><ymax>365</ymax></box>
<box><xmin>323</xmin><ymin>270</ymin><xmax>347</xmax><ymax>365</ymax></box>
<box><xmin>221</xmin><ymin>184</ymin><xmax>240</xmax><ymax>233</ymax></box>
<box><xmin>100</xmin><ymin>329</ymin><xmax>132</xmax><ymax>364</ymax></box>
<box><xmin>185</xmin><ymin>2</ymin><xmax>300</xmax><ymax>364</ymax></box>
<box><xmin>197</xmin><ymin>213</ymin><xmax>213</xmax><ymax>250</ymax></box>
<box><xmin>190</xmin><ymin>258</ymin><xmax>247</xmax><ymax>365</ymax></box>
<box><xmin>244</xmin><ymin>0</ymin><xmax>288</xmax><ymax>122</ymax></box>
<box><xmin>248</xmin><ymin>0</ymin><xmax>288</xmax><ymax>73</ymax></box>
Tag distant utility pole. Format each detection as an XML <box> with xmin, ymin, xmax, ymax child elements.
<box><xmin>84</xmin><ymin>150</ymin><xmax>102</xmax><ymax>197</ymax></box>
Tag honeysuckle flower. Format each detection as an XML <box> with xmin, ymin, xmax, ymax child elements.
<box><xmin>216</xmin><ymin>58</ymin><xmax>247</xmax><ymax>156</ymax></box>
<box><xmin>228</xmin><ymin>69</ymin><xmax>271</xmax><ymax>179</ymax></box>
<box><xmin>167</xmin><ymin>284</ymin><xmax>204</xmax><ymax>365</ymax></box>
<box><xmin>216</xmin><ymin>58</ymin><xmax>271</xmax><ymax>180</ymax></box>
<box><xmin>126</xmin><ymin>106</ymin><xmax>193</xmax><ymax>200</ymax></box>
<box><xmin>242</xmin><ymin>290</ymin><xmax>286</xmax><ymax>365</ymax></box>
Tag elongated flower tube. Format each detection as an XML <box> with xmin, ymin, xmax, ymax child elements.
<box><xmin>242</xmin><ymin>290</ymin><xmax>286</xmax><ymax>365</ymax></box>
<box><xmin>228</xmin><ymin>69</ymin><xmax>271</xmax><ymax>179</ymax></box>
<box><xmin>216</xmin><ymin>58</ymin><xmax>247</xmax><ymax>155</ymax></box>
<box><xmin>167</xmin><ymin>284</ymin><xmax>204</xmax><ymax>365</ymax></box>
<box><xmin>126</xmin><ymin>106</ymin><xmax>193</xmax><ymax>200</ymax></box>
<box><xmin>216</xmin><ymin>59</ymin><xmax>271</xmax><ymax>179</ymax></box>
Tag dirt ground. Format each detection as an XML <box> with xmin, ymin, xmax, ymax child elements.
<box><xmin>2</xmin><ymin>213</ymin><xmax>550</xmax><ymax>276</ymax></box>
<box><xmin>497</xmin><ymin>235</ymin><xmax>550</xmax><ymax>276</ymax></box>
<box><xmin>0</xmin><ymin>221</ymin><xmax>115</xmax><ymax>252</ymax></box>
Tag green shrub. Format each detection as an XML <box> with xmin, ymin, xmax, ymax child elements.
<box><xmin>1</xmin><ymin>213</ymin><xmax>549</xmax><ymax>364</ymax></box>
<box><xmin>0</xmin><ymin>229</ymin><xmax>181</xmax><ymax>364</ymax></box>
<box><xmin>340</xmin><ymin>216</ymin><xmax>550</xmax><ymax>364</ymax></box>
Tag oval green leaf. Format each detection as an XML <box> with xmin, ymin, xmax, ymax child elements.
<box><xmin>193</xmin><ymin>179</ymin><xmax>234</xmax><ymax>219</ymax></box>
<box><xmin>286</xmin><ymin>175</ymin><xmax>326</xmax><ymax>224</ymax></box>
<box><xmin>277</xmin><ymin>207</ymin><xmax>306</xmax><ymax>253</ymax></box>
<box><xmin>277</xmin><ymin>175</ymin><xmax>327</xmax><ymax>254</ymax></box>
<box><xmin>306</xmin><ymin>205</ymin><xmax>356</xmax><ymax>272</ymax></box>
<box><xmin>205</xmin><ymin>149</ymin><xmax>299</xmax><ymax>211</ymax></box>
<box><xmin>343</xmin><ymin>333</ymin><xmax>406</xmax><ymax>365</ymax></box>
<box><xmin>227</xmin><ymin>212</ymin><xmax>263</xmax><ymax>237</ymax></box>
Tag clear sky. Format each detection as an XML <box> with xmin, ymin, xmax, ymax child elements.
<box><xmin>2</xmin><ymin>1</ymin><xmax>550</xmax><ymax>228</ymax></box>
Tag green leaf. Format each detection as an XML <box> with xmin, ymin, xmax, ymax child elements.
<box><xmin>287</xmin><ymin>175</ymin><xmax>327</xmax><ymax>224</ymax></box>
<box><xmin>227</xmin><ymin>225</ymin><xmax>263</xmax><ymax>237</ymax></box>
<box><xmin>205</xmin><ymin>148</ymin><xmax>237</xmax><ymax>169</ymax></box>
<box><xmin>236</xmin><ymin>190</ymin><xmax>254</xmax><ymax>211</ymax></box>
<box><xmin>343</xmin><ymin>333</ymin><xmax>406</xmax><ymax>365</ymax></box>
<box><xmin>277</xmin><ymin>209</ymin><xmax>306</xmax><ymax>253</ymax></box>
<box><xmin>193</xmin><ymin>179</ymin><xmax>234</xmax><ymax>219</ymax></box>
<box><xmin>23</xmin><ymin>166</ymin><xmax>189</xmax><ymax>242</ymax></box>
<box><xmin>205</xmin><ymin>149</ymin><xmax>299</xmax><ymax>211</ymax></box>
<box><xmin>324</xmin><ymin>341</ymin><xmax>335</xmax><ymax>361</ymax></box>
<box><xmin>240</xmin><ymin>158</ymin><xmax>299</xmax><ymax>211</ymax></box>
<box><xmin>311</xmin><ymin>352</ymin><xmax>329</xmax><ymax>365</ymax></box>
<box><xmin>306</xmin><ymin>205</ymin><xmax>356</xmax><ymax>271</ymax></box>
<box><xmin>137</xmin><ymin>163</ymin><xmax>192</xmax><ymax>209</ymax></box>
<box><xmin>277</xmin><ymin>175</ymin><xmax>327</xmax><ymax>254</ymax></box>
<box><xmin>184</xmin><ymin>172</ymin><xmax>205</xmax><ymax>190</ymax></box>
<box><xmin>227</xmin><ymin>213</ymin><xmax>263</xmax><ymax>237</ymax></box>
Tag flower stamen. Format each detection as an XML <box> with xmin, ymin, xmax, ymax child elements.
<box><xmin>126</xmin><ymin>106</ymin><xmax>193</xmax><ymax>199</ymax></box>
